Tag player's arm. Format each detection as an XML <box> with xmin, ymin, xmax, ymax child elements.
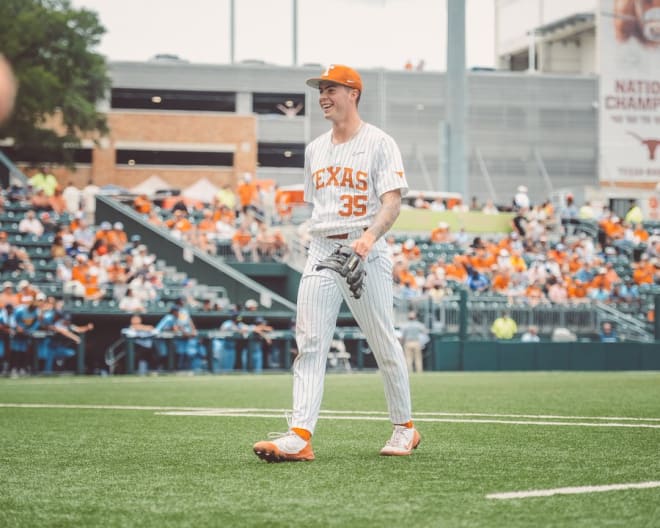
<box><xmin>352</xmin><ymin>189</ymin><xmax>401</xmax><ymax>258</ymax></box>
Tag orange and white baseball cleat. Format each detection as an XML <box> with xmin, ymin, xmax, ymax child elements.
<box><xmin>379</xmin><ymin>426</ymin><xmax>421</xmax><ymax>456</ymax></box>
<box><xmin>253</xmin><ymin>431</ymin><xmax>315</xmax><ymax>462</ymax></box>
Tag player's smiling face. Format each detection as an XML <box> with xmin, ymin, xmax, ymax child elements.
<box><xmin>318</xmin><ymin>82</ymin><xmax>354</xmax><ymax>121</ymax></box>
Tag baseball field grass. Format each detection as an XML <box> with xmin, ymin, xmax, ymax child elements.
<box><xmin>1</xmin><ymin>371</ymin><xmax>659</xmax><ymax>527</ymax></box>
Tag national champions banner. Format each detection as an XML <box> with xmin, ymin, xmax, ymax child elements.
<box><xmin>599</xmin><ymin>0</ymin><xmax>660</xmax><ymax>185</ymax></box>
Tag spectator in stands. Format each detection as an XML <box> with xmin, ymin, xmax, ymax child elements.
<box><xmin>72</xmin><ymin>217</ymin><xmax>94</xmax><ymax>250</ymax></box>
<box><xmin>126</xmin><ymin>271</ymin><xmax>157</xmax><ymax>306</ymax></box>
<box><xmin>511</xmin><ymin>207</ymin><xmax>528</xmax><ymax>238</ymax></box>
<box><xmin>490</xmin><ymin>266</ymin><xmax>511</xmax><ymax>294</ymax></box>
<box><xmin>427</xmin><ymin>280</ymin><xmax>452</xmax><ymax>303</ymax></box>
<box><xmin>521</xmin><ymin>325</ymin><xmax>540</xmax><ymax>342</ymax></box>
<box><xmin>466</xmin><ymin>266</ymin><xmax>490</xmax><ymax>293</ymax></box>
<box><xmin>624</xmin><ymin>200</ymin><xmax>643</xmax><ymax>225</ymax></box>
<box><xmin>50</xmin><ymin>234</ymin><xmax>67</xmax><ymax>262</ymax></box>
<box><xmin>547</xmin><ymin>276</ymin><xmax>568</xmax><ymax>304</ymax></box>
<box><xmin>632</xmin><ymin>254</ymin><xmax>656</xmax><ymax>285</ymax></box>
<box><xmin>48</xmin><ymin>187</ymin><xmax>67</xmax><ymax>215</ymax></box>
<box><xmin>133</xmin><ymin>194</ymin><xmax>152</xmax><ymax>215</ymax></box>
<box><xmin>559</xmin><ymin>194</ymin><xmax>579</xmax><ymax>221</ymax></box>
<box><xmin>39</xmin><ymin>212</ymin><xmax>58</xmax><ymax>234</ymax></box>
<box><xmin>196</xmin><ymin>208</ymin><xmax>216</xmax><ymax>236</ymax></box>
<box><xmin>216</xmin><ymin>183</ymin><xmax>238</xmax><ymax>212</ymax></box>
<box><xmin>18</xmin><ymin>210</ymin><xmax>44</xmax><ymax>237</ymax></box>
<box><xmin>401</xmin><ymin>238</ymin><xmax>422</xmax><ymax>264</ymax></box>
<box><xmin>255</xmin><ymin>221</ymin><xmax>278</xmax><ymax>261</ymax></box>
<box><xmin>578</xmin><ymin>200</ymin><xmax>596</xmax><ymax>220</ymax></box>
<box><xmin>271</xmin><ymin>228</ymin><xmax>289</xmax><ymax>260</ymax></box>
<box><xmin>147</xmin><ymin>210</ymin><xmax>164</xmax><ymax>228</ymax></box>
<box><xmin>482</xmin><ymin>199</ymin><xmax>499</xmax><ymax>215</ymax></box>
<box><xmin>0</xmin><ymin>230</ymin><xmax>10</xmax><ymax>260</ymax></box>
<box><xmin>522</xmin><ymin>278</ymin><xmax>545</xmax><ymax>305</ymax></box>
<box><xmin>62</xmin><ymin>181</ymin><xmax>81</xmax><ymax>215</ymax></box>
<box><xmin>2</xmin><ymin>248</ymin><xmax>30</xmax><ymax>274</ymax></box>
<box><xmin>231</xmin><ymin>223</ymin><xmax>258</xmax><ymax>262</ymax></box>
<box><xmin>429</xmin><ymin>196</ymin><xmax>446</xmax><ymax>211</ymax></box>
<box><xmin>399</xmin><ymin>310</ymin><xmax>429</xmax><ymax>373</ymax></box>
<box><xmin>513</xmin><ymin>186</ymin><xmax>530</xmax><ymax>211</ymax></box>
<box><xmin>29</xmin><ymin>165</ymin><xmax>58</xmax><ymax>197</ymax></box>
<box><xmin>430</xmin><ymin>221</ymin><xmax>452</xmax><ymax>243</ymax></box>
<box><xmin>490</xmin><ymin>310</ymin><xmax>518</xmax><ymax>340</ymax></box>
<box><xmin>119</xmin><ymin>288</ymin><xmax>147</xmax><ymax>313</ymax></box>
<box><xmin>215</xmin><ymin>212</ymin><xmax>237</xmax><ymax>245</ymax></box>
<box><xmin>236</xmin><ymin>174</ymin><xmax>258</xmax><ymax>214</ymax></box>
<box><xmin>108</xmin><ymin>222</ymin><xmax>127</xmax><ymax>251</ymax></box>
<box><xmin>0</xmin><ymin>281</ymin><xmax>18</xmax><ymax>308</ymax></box>
<box><xmin>454</xmin><ymin>227</ymin><xmax>469</xmax><ymax>247</ymax></box>
<box><xmin>588</xmin><ymin>280</ymin><xmax>611</xmax><ymax>303</ymax></box>
<box><xmin>599</xmin><ymin>321</ymin><xmax>618</xmax><ymax>342</ymax></box>
<box><xmin>413</xmin><ymin>193</ymin><xmax>430</xmax><ymax>209</ymax></box>
<box><xmin>632</xmin><ymin>223</ymin><xmax>649</xmax><ymax>245</ymax></box>
<box><xmin>81</xmin><ymin>179</ymin><xmax>100</xmax><ymax>224</ymax></box>
<box><xmin>30</xmin><ymin>188</ymin><xmax>51</xmax><ymax>212</ymax></box>
<box><xmin>166</xmin><ymin>209</ymin><xmax>193</xmax><ymax>241</ymax></box>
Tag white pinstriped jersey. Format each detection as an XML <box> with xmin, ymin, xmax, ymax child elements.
<box><xmin>304</xmin><ymin>122</ymin><xmax>408</xmax><ymax>237</ymax></box>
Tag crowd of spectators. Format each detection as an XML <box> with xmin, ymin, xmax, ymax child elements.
<box><xmin>130</xmin><ymin>174</ymin><xmax>289</xmax><ymax>263</ymax></box>
<box><xmin>388</xmin><ymin>190</ymin><xmax>659</xmax><ymax>322</ymax></box>
<box><xmin>1</xmin><ymin>169</ymin><xmax>659</xmax><ymax>373</ymax></box>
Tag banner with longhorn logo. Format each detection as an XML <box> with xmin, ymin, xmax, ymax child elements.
<box><xmin>598</xmin><ymin>0</ymin><xmax>660</xmax><ymax>184</ymax></box>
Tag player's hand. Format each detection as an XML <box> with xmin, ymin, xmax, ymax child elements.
<box><xmin>351</xmin><ymin>230</ymin><xmax>376</xmax><ymax>259</ymax></box>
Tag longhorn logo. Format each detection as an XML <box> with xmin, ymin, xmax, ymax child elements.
<box><xmin>628</xmin><ymin>131</ymin><xmax>660</xmax><ymax>160</ymax></box>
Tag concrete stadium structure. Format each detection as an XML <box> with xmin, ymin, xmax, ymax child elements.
<box><xmin>82</xmin><ymin>59</ymin><xmax>599</xmax><ymax>208</ymax></box>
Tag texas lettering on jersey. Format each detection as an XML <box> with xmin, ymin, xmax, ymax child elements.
<box><xmin>312</xmin><ymin>166</ymin><xmax>368</xmax><ymax>191</ymax></box>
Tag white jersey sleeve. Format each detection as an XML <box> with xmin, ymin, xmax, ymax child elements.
<box><xmin>373</xmin><ymin>133</ymin><xmax>408</xmax><ymax>198</ymax></box>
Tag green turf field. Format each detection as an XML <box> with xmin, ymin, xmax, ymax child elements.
<box><xmin>1</xmin><ymin>372</ymin><xmax>659</xmax><ymax>527</ymax></box>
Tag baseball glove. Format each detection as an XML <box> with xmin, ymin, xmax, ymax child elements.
<box><xmin>315</xmin><ymin>244</ymin><xmax>366</xmax><ymax>299</ymax></box>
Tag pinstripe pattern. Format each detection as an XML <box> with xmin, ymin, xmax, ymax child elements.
<box><xmin>291</xmin><ymin>120</ymin><xmax>413</xmax><ymax>434</ymax></box>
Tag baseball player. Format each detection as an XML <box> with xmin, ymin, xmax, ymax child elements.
<box><xmin>253</xmin><ymin>64</ymin><xmax>420</xmax><ymax>462</ymax></box>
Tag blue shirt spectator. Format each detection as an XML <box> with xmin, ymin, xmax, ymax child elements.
<box><xmin>599</xmin><ymin>322</ymin><xmax>618</xmax><ymax>342</ymax></box>
<box><xmin>467</xmin><ymin>267</ymin><xmax>490</xmax><ymax>292</ymax></box>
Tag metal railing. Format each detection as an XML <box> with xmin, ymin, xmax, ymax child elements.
<box><xmin>395</xmin><ymin>292</ymin><xmax>654</xmax><ymax>342</ymax></box>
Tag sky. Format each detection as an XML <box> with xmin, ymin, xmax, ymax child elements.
<box><xmin>70</xmin><ymin>0</ymin><xmax>496</xmax><ymax>72</ymax></box>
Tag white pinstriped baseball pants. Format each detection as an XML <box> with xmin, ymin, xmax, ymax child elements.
<box><xmin>291</xmin><ymin>233</ymin><xmax>412</xmax><ymax>434</ymax></box>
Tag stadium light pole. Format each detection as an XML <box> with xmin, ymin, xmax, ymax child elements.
<box><xmin>292</xmin><ymin>0</ymin><xmax>298</xmax><ymax>66</ymax></box>
<box><xmin>229</xmin><ymin>0</ymin><xmax>235</xmax><ymax>64</ymax></box>
<box><xmin>446</xmin><ymin>0</ymin><xmax>468</xmax><ymax>198</ymax></box>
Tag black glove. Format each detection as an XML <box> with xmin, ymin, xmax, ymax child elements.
<box><xmin>315</xmin><ymin>244</ymin><xmax>366</xmax><ymax>299</ymax></box>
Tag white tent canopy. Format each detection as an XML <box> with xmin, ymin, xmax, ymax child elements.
<box><xmin>182</xmin><ymin>178</ymin><xmax>219</xmax><ymax>203</ymax></box>
<box><xmin>130</xmin><ymin>175</ymin><xmax>173</xmax><ymax>197</ymax></box>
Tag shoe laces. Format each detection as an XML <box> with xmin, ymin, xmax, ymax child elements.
<box><xmin>385</xmin><ymin>426</ymin><xmax>410</xmax><ymax>447</ymax></box>
<box><xmin>266</xmin><ymin>412</ymin><xmax>295</xmax><ymax>440</ymax></box>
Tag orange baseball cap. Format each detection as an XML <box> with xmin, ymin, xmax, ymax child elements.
<box><xmin>306</xmin><ymin>64</ymin><xmax>363</xmax><ymax>92</ymax></box>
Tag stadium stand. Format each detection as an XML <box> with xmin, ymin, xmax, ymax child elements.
<box><xmin>0</xmin><ymin>173</ymin><xmax>658</xmax><ymax>376</ymax></box>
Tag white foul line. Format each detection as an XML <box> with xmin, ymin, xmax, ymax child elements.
<box><xmin>487</xmin><ymin>481</ymin><xmax>660</xmax><ymax>500</ymax></box>
<box><xmin>2</xmin><ymin>403</ymin><xmax>660</xmax><ymax>429</ymax></box>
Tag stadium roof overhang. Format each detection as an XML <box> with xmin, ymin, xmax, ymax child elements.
<box><xmin>528</xmin><ymin>12</ymin><xmax>596</xmax><ymax>39</ymax></box>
